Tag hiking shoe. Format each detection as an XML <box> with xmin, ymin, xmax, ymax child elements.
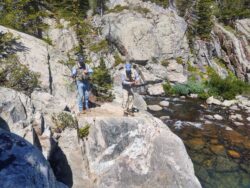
<box><xmin>128</xmin><ymin>112</ymin><xmax>135</xmax><ymax>117</ymax></box>
<box><xmin>77</xmin><ymin>110</ymin><xmax>86</xmax><ymax>116</ymax></box>
<box><xmin>124</xmin><ymin>111</ymin><xmax>129</xmax><ymax>117</ymax></box>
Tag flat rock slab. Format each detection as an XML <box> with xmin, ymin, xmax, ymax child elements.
<box><xmin>148</xmin><ymin>105</ymin><xmax>163</xmax><ymax>111</ymax></box>
<box><xmin>159</xmin><ymin>101</ymin><xmax>170</xmax><ymax>107</ymax></box>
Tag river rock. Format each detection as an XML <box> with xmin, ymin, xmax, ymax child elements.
<box><xmin>147</xmin><ymin>83</ymin><xmax>164</xmax><ymax>96</ymax></box>
<box><xmin>0</xmin><ymin>129</ymin><xmax>66</xmax><ymax>188</ymax></box>
<box><xmin>227</xmin><ymin>150</ymin><xmax>241</xmax><ymax>159</ymax></box>
<box><xmin>247</xmin><ymin>117</ymin><xmax>250</xmax><ymax>122</ymax></box>
<box><xmin>222</xmin><ymin>100</ymin><xmax>237</xmax><ymax>107</ymax></box>
<box><xmin>186</xmin><ymin>138</ymin><xmax>205</xmax><ymax>150</ymax></box>
<box><xmin>159</xmin><ymin>101</ymin><xmax>170</xmax><ymax>107</ymax></box>
<box><xmin>230</xmin><ymin>105</ymin><xmax>240</xmax><ymax>111</ymax></box>
<box><xmin>206</xmin><ymin>96</ymin><xmax>222</xmax><ymax>105</ymax></box>
<box><xmin>82</xmin><ymin>117</ymin><xmax>201</xmax><ymax>188</ymax></box>
<box><xmin>214</xmin><ymin>114</ymin><xmax>224</xmax><ymax>120</ymax></box>
<box><xmin>204</xmin><ymin>115</ymin><xmax>214</xmax><ymax>120</ymax></box>
<box><xmin>229</xmin><ymin>114</ymin><xmax>243</xmax><ymax>121</ymax></box>
<box><xmin>148</xmin><ymin>105</ymin><xmax>163</xmax><ymax>111</ymax></box>
<box><xmin>190</xmin><ymin>94</ymin><xmax>198</xmax><ymax>98</ymax></box>
<box><xmin>160</xmin><ymin>116</ymin><xmax>170</xmax><ymax>121</ymax></box>
<box><xmin>234</xmin><ymin>122</ymin><xmax>244</xmax><ymax>126</ymax></box>
<box><xmin>210</xmin><ymin>145</ymin><xmax>225</xmax><ymax>155</ymax></box>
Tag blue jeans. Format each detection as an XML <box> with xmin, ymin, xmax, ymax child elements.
<box><xmin>77</xmin><ymin>80</ymin><xmax>90</xmax><ymax>111</ymax></box>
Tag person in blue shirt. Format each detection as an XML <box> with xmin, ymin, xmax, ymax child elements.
<box><xmin>72</xmin><ymin>55</ymin><xmax>92</xmax><ymax>114</ymax></box>
<box><xmin>121</xmin><ymin>62</ymin><xmax>140</xmax><ymax>116</ymax></box>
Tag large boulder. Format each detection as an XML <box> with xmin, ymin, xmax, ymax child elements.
<box><xmin>166</xmin><ymin>60</ymin><xmax>187</xmax><ymax>83</ymax></box>
<box><xmin>0</xmin><ymin>87</ymin><xmax>34</xmax><ymax>137</ymax></box>
<box><xmin>0</xmin><ymin>129</ymin><xmax>66</xmax><ymax>188</ymax></box>
<box><xmin>102</xmin><ymin>2</ymin><xmax>189</xmax><ymax>62</ymax></box>
<box><xmin>69</xmin><ymin>116</ymin><xmax>202</xmax><ymax>188</ymax></box>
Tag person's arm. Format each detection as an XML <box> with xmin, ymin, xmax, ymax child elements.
<box><xmin>122</xmin><ymin>73</ymin><xmax>132</xmax><ymax>85</ymax></box>
<box><xmin>71</xmin><ymin>67</ymin><xmax>77</xmax><ymax>77</ymax></box>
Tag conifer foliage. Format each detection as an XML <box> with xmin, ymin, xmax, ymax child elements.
<box><xmin>195</xmin><ymin>0</ymin><xmax>213</xmax><ymax>40</ymax></box>
<box><xmin>0</xmin><ymin>0</ymin><xmax>48</xmax><ymax>38</ymax></box>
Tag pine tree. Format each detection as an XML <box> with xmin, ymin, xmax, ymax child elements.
<box><xmin>195</xmin><ymin>0</ymin><xmax>213</xmax><ymax>40</ymax></box>
<box><xmin>0</xmin><ymin>0</ymin><xmax>48</xmax><ymax>38</ymax></box>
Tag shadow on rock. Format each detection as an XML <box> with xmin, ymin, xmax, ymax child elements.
<box><xmin>0</xmin><ymin>117</ymin><xmax>10</xmax><ymax>132</ymax></box>
<box><xmin>49</xmin><ymin>140</ymin><xmax>73</xmax><ymax>188</ymax></box>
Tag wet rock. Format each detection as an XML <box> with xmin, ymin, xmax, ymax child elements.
<box><xmin>222</xmin><ymin>100</ymin><xmax>237</xmax><ymax>107</ymax></box>
<box><xmin>0</xmin><ymin>129</ymin><xmax>66</xmax><ymax>188</ymax></box>
<box><xmin>190</xmin><ymin>94</ymin><xmax>198</xmax><ymax>98</ymax></box>
<box><xmin>229</xmin><ymin>114</ymin><xmax>243</xmax><ymax>121</ymax></box>
<box><xmin>204</xmin><ymin>115</ymin><xmax>214</xmax><ymax>120</ymax></box>
<box><xmin>229</xmin><ymin>105</ymin><xmax>240</xmax><ymax>111</ymax></box>
<box><xmin>206</xmin><ymin>96</ymin><xmax>222</xmax><ymax>105</ymax></box>
<box><xmin>214</xmin><ymin>114</ymin><xmax>223</xmax><ymax>120</ymax></box>
<box><xmin>215</xmin><ymin>156</ymin><xmax>239</xmax><ymax>172</ymax></box>
<box><xmin>225</xmin><ymin>127</ymin><xmax>233</xmax><ymax>131</ymax></box>
<box><xmin>223</xmin><ymin>131</ymin><xmax>245</xmax><ymax>147</ymax></box>
<box><xmin>233</xmin><ymin>122</ymin><xmax>244</xmax><ymax>126</ymax></box>
<box><xmin>210</xmin><ymin>145</ymin><xmax>225</xmax><ymax>155</ymax></box>
<box><xmin>147</xmin><ymin>83</ymin><xmax>164</xmax><ymax>96</ymax></box>
<box><xmin>186</xmin><ymin>138</ymin><xmax>205</xmax><ymax>150</ymax></box>
<box><xmin>159</xmin><ymin>101</ymin><xmax>170</xmax><ymax>107</ymax></box>
<box><xmin>160</xmin><ymin>116</ymin><xmax>170</xmax><ymax>121</ymax></box>
<box><xmin>210</xmin><ymin>139</ymin><xmax>219</xmax><ymax>144</ymax></box>
<box><xmin>227</xmin><ymin>150</ymin><xmax>241</xmax><ymax>159</ymax></box>
<box><xmin>148</xmin><ymin>105</ymin><xmax>163</xmax><ymax>111</ymax></box>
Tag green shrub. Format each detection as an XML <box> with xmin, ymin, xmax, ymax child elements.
<box><xmin>91</xmin><ymin>58</ymin><xmax>114</xmax><ymax>102</ymax></box>
<box><xmin>78</xmin><ymin>124</ymin><xmax>90</xmax><ymax>139</ymax></box>
<box><xmin>161</xmin><ymin>60</ymin><xmax>170</xmax><ymax>67</ymax></box>
<box><xmin>0</xmin><ymin>56</ymin><xmax>40</xmax><ymax>96</ymax></box>
<box><xmin>52</xmin><ymin>112</ymin><xmax>77</xmax><ymax>132</ymax></box>
<box><xmin>206</xmin><ymin>71</ymin><xmax>250</xmax><ymax>100</ymax></box>
<box><xmin>176</xmin><ymin>57</ymin><xmax>184</xmax><ymax>64</ymax></box>
<box><xmin>143</xmin><ymin>0</ymin><xmax>169</xmax><ymax>8</ymax></box>
<box><xmin>133</xmin><ymin>6</ymin><xmax>151</xmax><ymax>14</ymax></box>
<box><xmin>89</xmin><ymin>40</ymin><xmax>109</xmax><ymax>53</ymax></box>
<box><xmin>173</xmin><ymin>84</ymin><xmax>190</xmax><ymax>95</ymax></box>
<box><xmin>186</xmin><ymin>81</ymin><xmax>205</xmax><ymax>94</ymax></box>
<box><xmin>107</xmin><ymin>5</ymin><xmax>129</xmax><ymax>13</ymax></box>
<box><xmin>163</xmin><ymin>82</ymin><xmax>174</xmax><ymax>95</ymax></box>
<box><xmin>114</xmin><ymin>53</ymin><xmax>124</xmax><ymax>66</ymax></box>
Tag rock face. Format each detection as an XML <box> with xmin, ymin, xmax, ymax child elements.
<box><xmin>0</xmin><ymin>87</ymin><xmax>54</xmax><ymax>160</ymax></box>
<box><xmin>213</xmin><ymin>23</ymin><xmax>250</xmax><ymax>80</ymax></box>
<box><xmin>102</xmin><ymin>1</ymin><xmax>189</xmax><ymax>62</ymax></box>
<box><xmin>73</xmin><ymin>116</ymin><xmax>201</xmax><ymax>188</ymax></box>
<box><xmin>0</xmin><ymin>25</ymin><xmax>77</xmax><ymax>112</ymax></box>
<box><xmin>0</xmin><ymin>129</ymin><xmax>66</xmax><ymax>188</ymax></box>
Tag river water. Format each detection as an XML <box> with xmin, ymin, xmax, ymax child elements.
<box><xmin>145</xmin><ymin>96</ymin><xmax>250</xmax><ymax>188</ymax></box>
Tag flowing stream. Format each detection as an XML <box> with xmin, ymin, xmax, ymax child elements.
<box><xmin>145</xmin><ymin>96</ymin><xmax>250</xmax><ymax>188</ymax></box>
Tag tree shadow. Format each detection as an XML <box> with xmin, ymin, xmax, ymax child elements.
<box><xmin>49</xmin><ymin>139</ymin><xmax>73</xmax><ymax>187</ymax></box>
<box><xmin>0</xmin><ymin>117</ymin><xmax>10</xmax><ymax>131</ymax></box>
<box><xmin>0</xmin><ymin>31</ymin><xmax>29</xmax><ymax>58</ymax></box>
